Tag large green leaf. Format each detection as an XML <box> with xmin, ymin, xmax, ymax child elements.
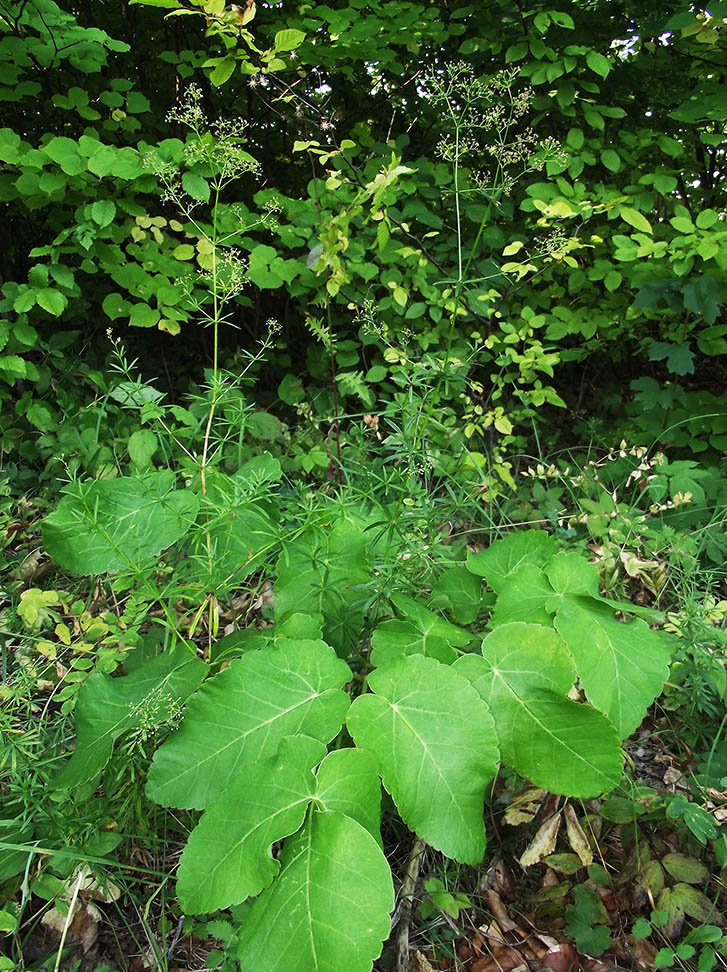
<box><xmin>41</xmin><ymin>471</ymin><xmax>199</xmax><ymax>575</ymax></box>
<box><xmin>237</xmin><ymin>810</ymin><xmax>393</xmax><ymax>972</ymax></box>
<box><xmin>370</xmin><ymin>593</ymin><xmax>471</xmax><ymax>667</ymax></box>
<box><xmin>146</xmin><ymin>638</ymin><xmax>350</xmax><ymax>809</ymax></box>
<box><xmin>428</xmin><ymin>566</ymin><xmax>484</xmax><ymax>624</ymax></box>
<box><xmin>177</xmin><ymin>740</ymin><xmax>383</xmax><ymax>914</ymax></box>
<box><xmin>347</xmin><ymin>655</ymin><xmax>499</xmax><ymax>864</ymax></box>
<box><xmin>314</xmin><ymin>747</ymin><xmax>382</xmax><ymax>845</ymax></box>
<box><xmin>555</xmin><ymin>599</ymin><xmax>672</xmax><ymax>737</ymax></box>
<box><xmin>454</xmin><ymin>624</ymin><xmax>622</xmax><ymax>797</ymax></box>
<box><xmin>275</xmin><ymin>518</ymin><xmax>371</xmax><ymax>654</ymax></box>
<box><xmin>490</xmin><ymin>563</ymin><xmax>555</xmax><ymax>627</ymax></box>
<box><xmin>176</xmin><ymin>735</ymin><xmax>326</xmax><ymax>913</ymax></box>
<box><xmin>54</xmin><ymin>644</ymin><xmax>207</xmax><ymax>790</ymax></box>
<box><xmin>466</xmin><ymin>530</ymin><xmax>557</xmax><ymax>593</ymax></box>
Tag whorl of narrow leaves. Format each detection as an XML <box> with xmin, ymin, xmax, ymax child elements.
<box><xmin>347</xmin><ymin>654</ymin><xmax>499</xmax><ymax>864</ymax></box>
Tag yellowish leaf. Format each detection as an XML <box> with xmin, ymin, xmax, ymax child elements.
<box><xmin>520</xmin><ymin>811</ymin><xmax>562</xmax><ymax>867</ymax></box>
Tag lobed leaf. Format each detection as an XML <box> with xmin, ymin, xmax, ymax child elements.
<box><xmin>370</xmin><ymin>593</ymin><xmax>470</xmax><ymax>667</ymax></box>
<box><xmin>555</xmin><ymin>599</ymin><xmax>672</xmax><ymax>737</ymax></box>
<box><xmin>466</xmin><ymin>530</ymin><xmax>557</xmax><ymax>593</ymax></box>
<box><xmin>176</xmin><ymin>735</ymin><xmax>326</xmax><ymax>913</ymax></box>
<box><xmin>146</xmin><ymin>638</ymin><xmax>350</xmax><ymax>809</ymax></box>
<box><xmin>455</xmin><ymin>624</ymin><xmax>622</xmax><ymax>797</ymax></box>
<box><xmin>238</xmin><ymin>810</ymin><xmax>393</xmax><ymax>972</ymax></box>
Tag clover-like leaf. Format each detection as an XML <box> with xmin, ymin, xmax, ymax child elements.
<box><xmin>455</xmin><ymin>624</ymin><xmax>622</xmax><ymax>798</ymax></box>
<box><xmin>146</xmin><ymin>638</ymin><xmax>351</xmax><ymax>810</ymax></box>
<box><xmin>466</xmin><ymin>530</ymin><xmax>557</xmax><ymax>593</ymax></box>
<box><xmin>42</xmin><ymin>471</ymin><xmax>199</xmax><ymax>575</ymax></box>
<box><xmin>370</xmin><ymin>593</ymin><xmax>471</xmax><ymax>666</ymax></box>
<box><xmin>54</xmin><ymin>644</ymin><xmax>207</xmax><ymax>790</ymax></box>
<box><xmin>238</xmin><ymin>810</ymin><xmax>394</xmax><ymax>972</ymax></box>
<box><xmin>347</xmin><ymin>655</ymin><xmax>499</xmax><ymax>864</ymax></box>
<box><xmin>555</xmin><ymin>598</ymin><xmax>672</xmax><ymax>737</ymax></box>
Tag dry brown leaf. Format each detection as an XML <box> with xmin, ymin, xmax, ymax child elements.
<box><xmin>564</xmin><ymin>804</ymin><xmax>593</xmax><ymax>867</ymax></box>
<box><xmin>408</xmin><ymin>950</ymin><xmax>436</xmax><ymax>972</ymax></box>
<box><xmin>520</xmin><ymin>811</ymin><xmax>562</xmax><ymax>868</ymax></box>
<box><xmin>485</xmin><ymin>890</ymin><xmax>519</xmax><ymax>933</ymax></box>
<box><xmin>632</xmin><ymin>936</ymin><xmax>658</xmax><ymax>970</ymax></box>
<box><xmin>472</xmin><ymin>947</ymin><xmax>527</xmax><ymax>972</ymax></box>
<box><xmin>505</xmin><ymin>788</ymin><xmax>547</xmax><ymax>826</ymax></box>
<box><xmin>542</xmin><ymin>942</ymin><xmax>579</xmax><ymax>972</ymax></box>
<box><xmin>663</xmin><ymin>766</ymin><xmax>683</xmax><ymax>786</ymax></box>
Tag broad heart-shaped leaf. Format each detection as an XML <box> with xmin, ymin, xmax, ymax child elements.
<box><xmin>237</xmin><ymin>810</ymin><xmax>394</xmax><ymax>972</ymax></box>
<box><xmin>42</xmin><ymin>471</ymin><xmax>199</xmax><ymax>575</ymax></box>
<box><xmin>466</xmin><ymin>529</ymin><xmax>557</xmax><ymax>593</ymax></box>
<box><xmin>347</xmin><ymin>655</ymin><xmax>499</xmax><ymax>864</ymax></box>
<box><xmin>176</xmin><ymin>735</ymin><xmax>326</xmax><ymax>913</ymax></box>
<box><xmin>275</xmin><ymin>518</ymin><xmax>371</xmax><ymax>655</ymax></box>
<box><xmin>555</xmin><ymin>598</ymin><xmax>672</xmax><ymax>738</ymax></box>
<box><xmin>54</xmin><ymin>644</ymin><xmax>207</xmax><ymax>790</ymax></box>
<box><xmin>146</xmin><ymin>638</ymin><xmax>350</xmax><ymax>810</ymax></box>
<box><xmin>546</xmin><ymin>552</ymin><xmax>600</xmax><ymax>598</ymax></box>
<box><xmin>490</xmin><ymin>563</ymin><xmax>555</xmax><ymax>627</ymax></box>
<box><xmin>370</xmin><ymin>593</ymin><xmax>471</xmax><ymax>667</ymax></box>
<box><xmin>177</xmin><ymin>741</ymin><xmax>383</xmax><ymax>914</ymax></box>
<box><xmin>429</xmin><ymin>566</ymin><xmax>483</xmax><ymax>624</ymax></box>
<box><xmin>454</xmin><ymin>624</ymin><xmax>622</xmax><ymax>798</ymax></box>
<box><xmin>314</xmin><ymin>747</ymin><xmax>382</xmax><ymax>845</ymax></box>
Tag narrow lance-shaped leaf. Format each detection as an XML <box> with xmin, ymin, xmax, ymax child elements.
<box><xmin>347</xmin><ymin>654</ymin><xmax>499</xmax><ymax>864</ymax></box>
<box><xmin>237</xmin><ymin>810</ymin><xmax>394</xmax><ymax>972</ymax></box>
<box><xmin>455</xmin><ymin>623</ymin><xmax>622</xmax><ymax>798</ymax></box>
<box><xmin>146</xmin><ymin>638</ymin><xmax>350</xmax><ymax>810</ymax></box>
<box><xmin>54</xmin><ymin>644</ymin><xmax>207</xmax><ymax>790</ymax></box>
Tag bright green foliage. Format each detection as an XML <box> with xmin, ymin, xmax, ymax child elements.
<box><xmin>274</xmin><ymin>518</ymin><xmax>371</xmax><ymax>654</ymax></box>
<box><xmin>177</xmin><ymin>738</ymin><xmax>383</xmax><ymax>914</ymax></box>
<box><xmin>467</xmin><ymin>530</ymin><xmax>558</xmax><ymax>592</ymax></box>
<box><xmin>428</xmin><ymin>566</ymin><xmax>484</xmax><ymax>624</ymax></box>
<box><xmin>555</xmin><ymin>599</ymin><xmax>673</xmax><ymax>738</ymax></box>
<box><xmin>370</xmin><ymin>592</ymin><xmax>471</xmax><ymax>666</ymax></box>
<box><xmin>347</xmin><ymin>654</ymin><xmax>499</xmax><ymax>864</ymax></box>
<box><xmin>237</xmin><ymin>810</ymin><xmax>393</xmax><ymax>972</ymax></box>
<box><xmin>455</xmin><ymin>624</ymin><xmax>622</xmax><ymax>797</ymax></box>
<box><xmin>468</xmin><ymin>530</ymin><xmax>674</xmax><ymax>737</ymax></box>
<box><xmin>41</xmin><ymin>471</ymin><xmax>199</xmax><ymax>574</ymax></box>
<box><xmin>565</xmin><ymin>884</ymin><xmax>612</xmax><ymax>956</ymax></box>
<box><xmin>146</xmin><ymin>637</ymin><xmax>350</xmax><ymax>810</ymax></box>
<box><xmin>54</xmin><ymin>643</ymin><xmax>206</xmax><ymax>789</ymax></box>
<box><xmin>176</xmin><ymin>735</ymin><xmax>327</xmax><ymax>912</ymax></box>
